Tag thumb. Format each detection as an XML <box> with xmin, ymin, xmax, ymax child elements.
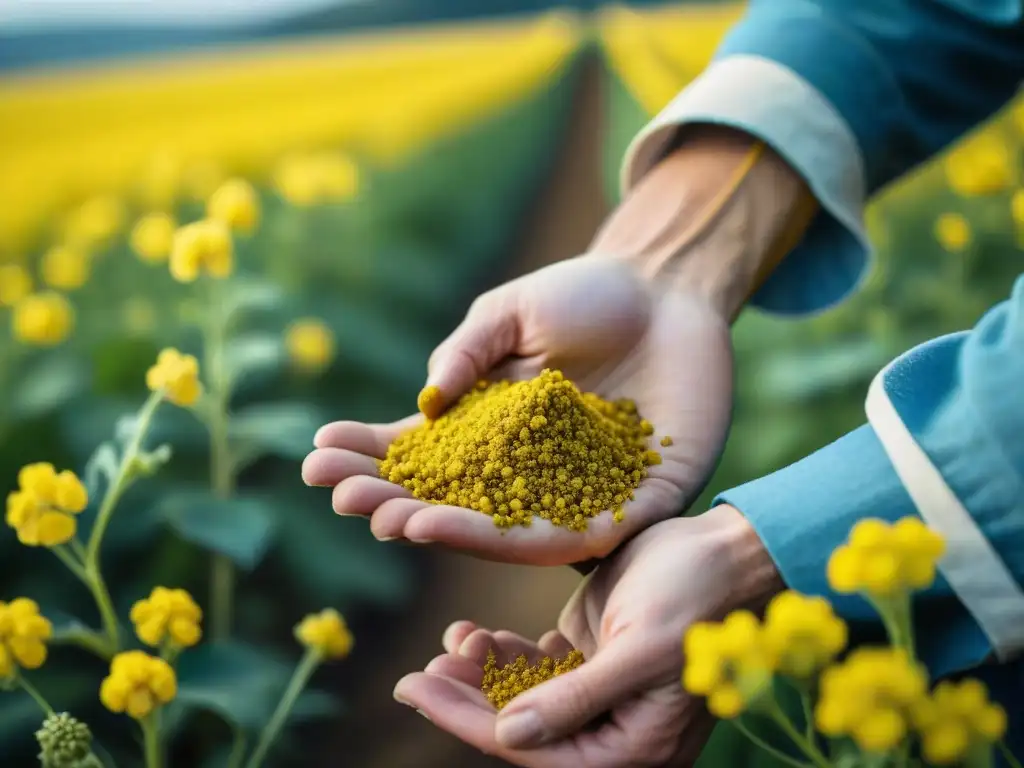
<box><xmin>493</xmin><ymin>637</ymin><xmax>648</xmax><ymax>750</ymax></box>
<box><xmin>420</xmin><ymin>294</ymin><xmax>519</xmax><ymax>418</ymax></box>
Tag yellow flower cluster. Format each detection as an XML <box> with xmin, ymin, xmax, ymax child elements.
<box><xmin>294</xmin><ymin>609</ymin><xmax>353</xmax><ymax>660</ymax></box>
<box><xmin>0</xmin><ymin>598</ymin><xmax>52</xmax><ymax>679</ymax></box>
<box><xmin>130</xmin><ymin>212</ymin><xmax>177</xmax><ymax>264</ymax></box>
<box><xmin>169</xmin><ymin>219</ymin><xmax>233</xmax><ymax>283</ymax></box>
<box><xmin>273</xmin><ymin>152</ymin><xmax>360</xmax><ymax>207</ymax></box>
<box><xmin>207</xmin><ymin>178</ymin><xmax>260</xmax><ymax>234</ymax></box>
<box><xmin>911</xmin><ymin>678</ymin><xmax>1007</xmax><ymax>765</ymax></box>
<box><xmin>682</xmin><ymin>611</ymin><xmax>774</xmax><ymax>718</ymax></box>
<box><xmin>146</xmin><ymin>348</ymin><xmax>202</xmax><ymax>407</ymax></box>
<box><xmin>0</xmin><ymin>264</ymin><xmax>32</xmax><ymax>307</ymax></box>
<box><xmin>6</xmin><ymin>462</ymin><xmax>89</xmax><ymax>547</ymax></box>
<box><xmin>62</xmin><ymin>196</ymin><xmax>126</xmax><ymax>253</ymax></box>
<box><xmin>41</xmin><ymin>245</ymin><xmax>90</xmax><ymax>291</ymax></box>
<box><xmin>815</xmin><ymin>647</ymin><xmax>928</xmax><ymax>752</ymax></box>
<box><xmin>99</xmin><ymin>650</ymin><xmax>177</xmax><ymax>720</ymax></box>
<box><xmin>130</xmin><ymin>587</ymin><xmax>203</xmax><ymax>648</ymax></box>
<box><xmin>285</xmin><ymin>318</ymin><xmax>335</xmax><ymax>372</ymax></box>
<box><xmin>934</xmin><ymin>212</ymin><xmax>972</xmax><ymax>252</ymax></box>
<box><xmin>761</xmin><ymin>591</ymin><xmax>847</xmax><ymax>679</ymax></box>
<box><xmin>827</xmin><ymin>517</ymin><xmax>945</xmax><ymax>597</ymax></box>
<box><xmin>944</xmin><ymin>133</ymin><xmax>1013</xmax><ymax>197</ymax></box>
<box><xmin>11</xmin><ymin>291</ymin><xmax>74</xmax><ymax>346</ymax></box>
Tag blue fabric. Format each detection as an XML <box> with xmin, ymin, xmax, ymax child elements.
<box><xmin>708</xmin><ymin>0</ymin><xmax>1024</xmax><ymax>315</ymax></box>
<box><xmin>715</xmin><ymin>277</ymin><xmax>1024</xmax><ymax>755</ymax></box>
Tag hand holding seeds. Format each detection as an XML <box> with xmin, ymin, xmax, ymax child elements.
<box><xmin>392</xmin><ymin>505</ymin><xmax>783</xmax><ymax>767</ymax></box>
<box><xmin>302</xmin><ymin>256</ymin><xmax>734</xmax><ymax>566</ymax></box>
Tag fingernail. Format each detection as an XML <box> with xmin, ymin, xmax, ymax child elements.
<box><xmin>377</xmin><ymin>536</ymin><xmax>398</xmax><ymax>542</ymax></box>
<box><xmin>406</xmin><ymin>536</ymin><xmax>432</xmax><ymax>544</ymax></box>
<box><xmin>416</xmin><ymin>709</ymin><xmax>432</xmax><ymax>722</ymax></box>
<box><xmin>495</xmin><ymin>710</ymin><xmax>545</xmax><ymax>749</ymax></box>
<box><xmin>393</xmin><ymin>691</ymin><xmax>412</xmax><ymax>706</ymax></box>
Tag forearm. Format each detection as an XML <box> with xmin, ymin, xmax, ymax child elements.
<box><xmin>589</xmin><ymin>125</ymin><xmax>818</xmax><ymax>322</ymax></box>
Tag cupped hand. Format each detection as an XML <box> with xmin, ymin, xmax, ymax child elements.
<box><xmin>302</xmin><ymin>255</ymin><xmax>734</xmax><ymax>566</ymax></box>
<box><xmin>391</xmin><ymin>506</ymin><xmax>782</xmax><ymax>767</ymax></box>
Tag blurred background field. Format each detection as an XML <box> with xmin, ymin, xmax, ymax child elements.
<box><xmin>1</xmin><ymin>1</ymin><xmax>1022</xmax><ymax>766</ymax></box>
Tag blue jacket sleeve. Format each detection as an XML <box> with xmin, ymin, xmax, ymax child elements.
<box><xmin>718</xmin><ymin>0</ymin><xmax>1024</xmax><ymax>192</ymax></box>
<box><xmin>717</xmin><ymin>274</ymin><xmax>1024</xmax><ymax>684</ymax></box>
<box><xmin>622</xmin><ymin>0</ymin><xmax>1024</xmax><ymax>315</ymax></box>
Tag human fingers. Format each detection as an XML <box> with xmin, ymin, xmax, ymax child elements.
<box><xmin>311</xmin><ymin>413</ymin><xmax>423</xmax><ymax>455</ymax></box>
<box><xmin>422</xmin><ymin>291</ymin><xmax>520</xmax><ymax>418</ymax></box>
<box><xmin>393</xmin><ymin>672</ymin><xmax>580</xmax><ymax>768</ymax></box>
<box><xmin>493</xmin><ymin>635</ymin><xmax>662</xmax><ymax>750</ymax></box>
<box><xmin>442</xmin><ymin>621</ymin><xmax>479</xmax><ymax>655</ymax></box>
<box><xmin>331</xmin><ymin>476</ymin><xmax>412</xmax><ymax>517</ymax></box>
<box><xmin>301</xmin><ymin>448</ymin><xmax>378</xmax><ymax>488</ymax></box>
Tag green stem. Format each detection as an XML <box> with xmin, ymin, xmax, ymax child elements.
<box><xmin>242</xmin><ymin>649</ymin><xmax>321</xmax><ymax>768</ymax></box>
<box><xmin>83</xmin><ymin>389</ymin><xmax>165</xmax><ymax>651</ymax></box>
<box><xmin>16</xmin><ymin>673</ymin><xmax>54</xmax><ymax>715</ymax></box>
<box><xmin>999</xmin><ymin>742</ymin><xmax>1024</xmax><ymax>768</ymax></box>
<box><xmin>729</xmin><ymin>717</ymin><xmax>812</xmax><ymax>768</ymax></box>
<box><xmin>52</xmin><ymin>544</ymin><xmax>89</xmax><ymax>583</ymax></box>
<box><xmin>872</xmin><ymin>593</ymin><xmax>915</xmax><ymax>659</ymax></box>
<box><xmin>799</xmin><ymin>690</ymin><xmax>815</xmax><ymax>743</ymax></box>
<box><xmin>226</xmin><ymin>728</ymin><xmax>248</xmax><ymax>768</ymax></box>
<box><xmin>767</xmin><ymin>704</ymin><xmax>832</xmax><ymax>768</ymax></box>
<box><xmin>59</xmin><ymin>629</ymin><xmax>115</xmax><ymax>660</ymax></box>
<box><xmin>142</xmin><ymin>712</ymin><xmax>162</xmax><ymax>768</ymax></box>
<box><xmin>204</xmin><ymin>279</ymin><xmax>236</xmax><ymax>641</ymax></box>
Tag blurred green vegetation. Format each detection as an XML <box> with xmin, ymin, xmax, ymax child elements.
<box><xmin>0</xmin><ymin>59</ymin><xmax>581</xmax><ymax>765</ymax></box>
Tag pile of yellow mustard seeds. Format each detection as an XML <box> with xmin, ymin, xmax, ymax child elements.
<box><xmin>379</xmin><ymin>369</ymin><xmax>661</xmax><ymax>531</ymax></box>
<box><xmin>482</xmin><ymin>648</ymin><xmax>585</xmax><ymax>710</ymax></box>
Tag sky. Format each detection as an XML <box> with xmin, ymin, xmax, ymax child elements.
<box><xmin>0</xmin><ymin>0</ymin><xmax>352</xmax><ymax>30</ymax></box>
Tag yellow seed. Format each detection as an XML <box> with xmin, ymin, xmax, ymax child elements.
<box><xmin>380</xmin><ymin>370</ymin><xmax>658</xmax><ymax>531</ymax></box>
<box><xmin>482</xmin><ymin>648</ymin><xmax>584</xmax><ymax>710</ymax></box>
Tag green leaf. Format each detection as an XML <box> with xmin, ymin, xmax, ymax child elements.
<box><xmin>157</xmin><ymin>491</ymin><xmax>277</xmax><ymax>570</ymax></box>
<box><xmin>228</xmin><ymin>402</ymin><xmax>324</xmax><ymax>462</ymax></box>
<box><xmin>10</xmin><ymin>353</ymin><xmax>89</xmax><ymax>420</ymax></box>
<box><xmin>224</xmin><ymin>334</ymin><xmax>284</xmax><ymax>387</ymax></box>
<box><xmin>222</xmin><ymin>278</ymin><xmax>285</xmax><ymax>322</ymax></box>
<box><xmin>278</xmin><ymin>496</ymin><xmax>413</xmax><ymax>608</ymax></box>
<box><xmin>174</xmin><ymin>640</ymin><xmax>339</xmax><ymax>733</ymax></box>
<box><xmin>751</xmin><ymin>339</ymin><xmax>890</xmax><ymax>405</ymax></box>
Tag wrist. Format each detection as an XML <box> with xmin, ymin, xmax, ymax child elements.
<box><xmin>588</xmin><ymin>125</ymin><xmax>817</xmax><ymax>322</ymax></box>
<box><xmin>704</xmin><ymin>503</ymin><xmax>785</xmax><ymax>614</ymax></box>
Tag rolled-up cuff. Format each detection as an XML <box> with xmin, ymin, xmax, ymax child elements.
<box><xmin>620</xmin><ymin>54</ymin><xmax>872</xmax><ymax>317</ymax></box>
<box><xmin>714</xmin><ymin>424</ymin><xmax>992</xmax><ymax>677</ymax></box>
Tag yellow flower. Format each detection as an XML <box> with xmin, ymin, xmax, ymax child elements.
<box><xmin>911</xmin><ymin>679</ymin><xmax>1007</xmax><ymax>765</ymax></box>
<box><xmin>130</xmin><ymin>213</ymin><xmax>177</xmax><ymax>264</ymax></box>
<box><xmin>934</xmin><ymin>213</ymin><xmax>972</xmax><ymax>252</ymax></box>
<box><xmin>827</xmin><ymin>517</ymin><xmax>945</xmax><ymax>597</ymax></box>
<box><xmin>0</xmin><ymin>598</ymin><xmax>53</xmax><ymax>678</ymax></box>
<box><xmin>274</xmin><ymin>152</ymin><xmax>360</xmax><ymax>207</ymax></box>
<box><xmin>146</xmin><ymin>348</ymin><xmax>202</xmax><ymax>407</ymax></box>
<box><xmin>63</xmin><ymin>196</ymin><xmax>126</xmax><ymax>252</ymax></box>
<box><xmin>0</xmin><ymin>264</ymin><xmax>32</xmax><ymax>307</ymax></box>
<box><xmin>1012</xmin><ymin>189</ymin><xmax>1024</xmax><ymax>226</ymax></box>
<box><xmin>815</xmin><ymin>647</ymin><xmax>928</xmax><ymax>753</ymax></box>
<box><xmin>182</xmin><ymin>160</ymin><xmax>225</xmax><ymax>203</ymax></box>
<box><xmin>130</xmin><ymin>586</ymin><xmax>202</xmax><ymax>648</ymax></box>
<box><xmin>5</xmin><ymin>462</ymin><xmax>89</xmax><ymax>547</ymax></box>
<box><xmin>41</xmin><ymin>245</ymin><xmax>90</xmax><ymax>291</ymax></box>
<box><xmin>12</xmin><ymin>292</ymin><xmax>74</xmax><ymax>346</ymax></box>
<box><xmin>138</xmin><ymin>150</ymin><xmax>183</xmax><ymax>210</ymax></box>
<box><xmin>761</xmin><ymin>591</ymin><xmax>847</xmax><ymax>678</ymax></box>
<box><xmin>207</xmin><ymin>178</ymin><xmax>260</xmax><ymax>234</ymax></box>
<box><xmin>169</xmin><ymin>219</ymin><xmax>233</xmax><ymax>282</ymax></box>
<box><xmin>944</xmin><ymin>134</ymin><xmax>1012</xmax><ymax>196</ymax></box>
<box><xmin>285</xmin><ymin>318</ymin><xmax>335</xmax><ymax>372</ymax></box>
<box><xmin>682</xmin><ymin>610</ymin><xmax>774</xmax><ymax>718</ymax></box>
<box><xmin>99</xmin><ymin>651</ymin><xmax>177</xmax><ymax>719</ymax></box>
<box><xmin>294</xmin><ymin>609</ymin><xmax>353</xmax><ymax>660</ymax></box>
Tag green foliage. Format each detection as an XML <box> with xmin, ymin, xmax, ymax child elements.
<box><xmin>0</xmin><ymin>62</ymin><xmax>582</xmax><ymax>766</ymax></box>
